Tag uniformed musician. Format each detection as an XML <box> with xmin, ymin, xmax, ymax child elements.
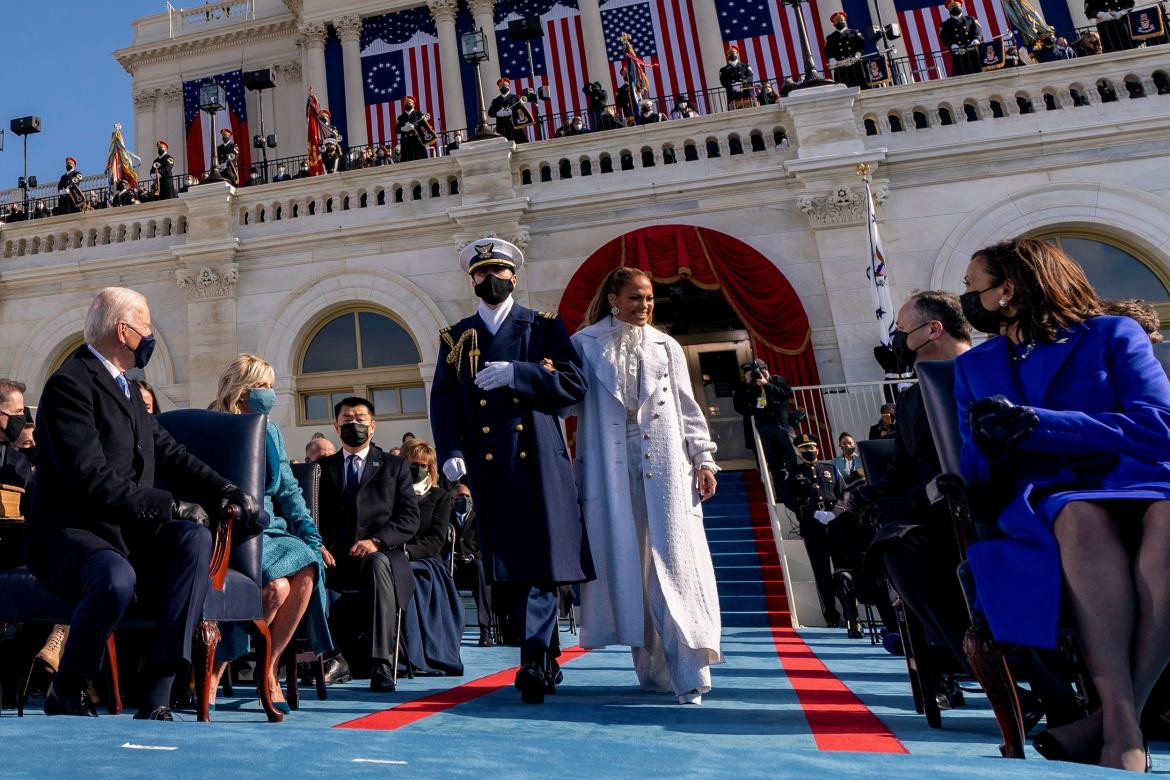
<box><xmin>487</xmin><ymin>79</ymin><xmax>529</xmax><ymax>144</ymax></box>
<box><xmin>57</xmin><ymin>157</ymin><xmax>84</xmax><ymax>215</ymax></box>
<box><xmin>216</xmin><ymin>128</ymin><xmax>239</xmax><ymax>185</ymax></box>
<box><xmin>430</xmin><ymin>237</ymin><xmax>594</xmax><ymax>704</ymax></box>
<box><xmin>939</xmin><ymin>0</ymin><xmax>983</xmax><ymax>77</ymax></box>
<box><xmin>824</xmin><ymin>11</ymin><xmax>868</xmax><ymax>89</ymax></box>
<box><xmin>720</xmin><ymin>47</ymin><xmax>758</xmax><ymax>109</ymax></box>
<box><xmin>396</xmin><ymin>96</ymin><xmax>429</xmax><ymax>162</ymax></box>
<box><xmin>1084</xmin><ymin>0</ymin><xmax>1136</xmax><ymax>51</ymax></box>
<box><xmin>151</xmin><ymin>141</ymin><xmax>176</xmax><ymax>200</ymax></box>
<box><xmin>782</xmin><ymin>434</ymin><xmax>847</xmax><ymax>628</ymax></box>
<box><xmin>318</xmin><ymin>109</ymin><xmax>346</xmax><ymax>174</ymax></box>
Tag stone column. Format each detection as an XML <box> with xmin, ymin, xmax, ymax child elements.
<box><xmin>467</xmin><ymin>0</ymin><xmax>501</xmax><ymax>98</ymax></box>
<box><xmin>428</xmin><ymin>0</ymin><xmax>468</xmax><ymax>132</ymax></box>
<box><xmin>335</xmin><ymin>15</ymin><xmax>370</xmax><ymax>148</ymax></box>
<box><xmin>690</xmin><ymin>0</ymin><xmax>730</xmax><ymax>91</ymax></box>
<box><xmin>299</xmin><ymin>21</ymin><xmax>330</xmax><ymax>109</ymax></box>
<box><xmin>276</xmin><ymin>61</ymin><xmax>304</xmax><ymax>157</ymax></box>
<box><xmin>162</xmin><ymin>85</ymin><xmax>185</xmax><ymax>176</ymax></box>
<box><xmin>133</xmin><ymin>89</ymin><xmax>158</xmax><ymax>168</ymax></box>
<box><xmin>576</xmin><ymin>0</ymin><xmax>613</xmax><ymax>88</ymax></box>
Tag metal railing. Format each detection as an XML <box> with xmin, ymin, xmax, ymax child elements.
<box><xmin>789</xmin><ymin>378</ymin><xmax>914</xmax><ymax>461</ymax></box>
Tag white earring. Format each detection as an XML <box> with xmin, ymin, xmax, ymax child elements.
<box><xmin>611</xmin><ymin>305</ymin><xmax>619</xmax><ymax>315</ymax></box>
<box><xmin>998</xmin><ymin>298</ymin><xmax>1008</xmax><ymax>308</ymax></box>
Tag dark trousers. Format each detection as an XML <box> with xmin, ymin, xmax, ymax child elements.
<box><xmin>59</xmin><ymin>521</ymin><xmax>212</xmax><ymax>689</ymax></box>
<box><xmin>509</xmin><ymin>584</ymin><xmax>560</xmax><ymax>665</ymax></box>
<box><xmin>453</xmin><ymin>557</ymin><xmax>492</xmax><ymax>631</ymax></box>
<box><xmin>799</xmin><ymin>516</ymin><xmax>840</xmax><ymax>624</ymax></box>
<box><xmin>757</xmin><ymin>424</ymin><xmax>796</xmax><ymax>499</ymax></box>
<box><xmin>329</xmin><ymin>552</ymin><xmax>401</xmax><ymax>665</ymax></box>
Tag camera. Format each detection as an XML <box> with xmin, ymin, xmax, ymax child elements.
<box><xmin>741</xmin><ymin>359</ymin><xmax>768</xmax><ymax>382</ymax></box>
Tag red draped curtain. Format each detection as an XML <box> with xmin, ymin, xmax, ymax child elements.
<box><xmin>558</xmin><ymin>225</ymin><xmax>822</xmax><ymax>388</ymax></box>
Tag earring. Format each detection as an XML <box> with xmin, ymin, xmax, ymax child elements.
<box><xmin>610</xmin><ymin>305</ymin><xmax>620</xmax><ymax>315</ymax></box>
<box><xmin>998</xmin><ymin>298</ymin><xmax>1008</xmax><ymax>308</ymax></box>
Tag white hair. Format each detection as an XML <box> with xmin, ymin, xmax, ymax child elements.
<box><xmin>84</xmin><ymin>287</ymin><xmax>148</xmax><ymax>344</ymax></box>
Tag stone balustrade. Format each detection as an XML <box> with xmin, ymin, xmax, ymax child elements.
<box><xmin>1</xmin><ymin>198</ymin><xmax>187</xmax><ymax>260</ymax></box>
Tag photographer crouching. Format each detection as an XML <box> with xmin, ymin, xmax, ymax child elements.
<box><xmin>732</xmin><ymin>360</ymin><xmax>802</xmax><ymax>498</ymax></box>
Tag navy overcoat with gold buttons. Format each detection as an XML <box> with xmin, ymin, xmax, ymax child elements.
<box><xmin>431</xmin><ymin>304</ymin><xmax>595</xmax><ymax>585</ymax></box>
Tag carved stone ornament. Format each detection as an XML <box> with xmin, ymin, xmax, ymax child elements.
<box><xmin>161</xmin><ymin>85</ymin><xmax>182</xmax><ymax>105</ymax></box>
<box><xmin>176</xmin><ymin>264</ymin><xmax>240</xmax><ymax>300</ymax></box>
<box><xmin>333</xmin><ymin>15</ymin><xmax>363</xmax><ymax>42</ymax></box>
<box><xmin>276</xmin><ymin>60</ymin><xmax>303</xmax><ymax>81</ymax></box>
<box><xmin>798</xmin><ymin>183</ymin><xmax>888</xmax><ymax>228</ymax></box>
<box><xmin>133</xmin><ymin>89</ymin><xmax>158</xmax><ymax>110</ymax></box>
<box><xmin>426</xmin><ymin>0</ymin><xmax>460</xmax><ymax>24</ymax></box>
<box><xmin>297</xmin><ymin>21</ymin><xmax>327</xmax><ymax>46</ymax></box>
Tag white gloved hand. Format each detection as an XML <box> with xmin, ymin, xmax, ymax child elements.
<box><xmin>475</xmin><ymin>361</ymin><xmax>515</xmax><ymax>391</ymax></box>
<box><xmin>402</xmin><ymin>122</ymin><xmax>414</xmax><ymax>131</ymax></box>
<box><xmin>814</xmin><ymin>509</ymin><xmax>836</xmax><ymax>525</ymax></box>
<box><xmin>828</xmin><ymin>58</ymin><xmax>839</xmax><ymax>68</ymax></box>
<box><xmin>443</xmin><ymin>457</ymin><xmax>467</xmax><ymax>482</ymax></box>
<box><xmin>498</xmin><ymin>109</ymin><xmax>512</xmax><ymax>117</ymax></box>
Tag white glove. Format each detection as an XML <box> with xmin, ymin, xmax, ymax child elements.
<box><xmin>498</xmin><ymin>109</ymin><xmax>512</xmax><ymax>117</ymax></box>
<box><xmin>828</xmin><ymin>58</ymin><xmax>838</xmax><ymax>68</ymax></box>
<box><xmin>950</xmin><ymin>44</ymin><xmax>960</xmax><ymax>53</ymax></box>
<box><xmin>814</xmin><ymin>509</ymin><xmax>836</xmax><ymax>525</ymax></box>
<box><xmin>443</xmin><ymin>457</ymin><xmax>467</xmax><ymax>481</ymax></box>
<box><xmin>402</xmin><ymin>122</ymin><xmax>414</xmax><ymax>131</ymax></box>
<box><xmin>474</xmin><ymin>361</ymin><xmax>515</xmax><ymax>391</ymax></box>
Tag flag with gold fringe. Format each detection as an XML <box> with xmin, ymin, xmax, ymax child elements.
<box><xmin>1003</xmin><ymin>0</ymin><xmax>1049</xmax><ymax>47</ymax></box>
<box><xmin>306</xmin><ymin>88</ymin><xmax>325</xmax><ymax>177</ymax></box>
<box><xmin>104</xmin><ymin>123</ymin><xmax>142</xmax><ymax>191</ymax></box>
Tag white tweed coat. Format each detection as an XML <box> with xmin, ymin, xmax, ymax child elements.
<box><xmin>568</xmin><ymin>319</ymin><xmax>723</xmax><ymax>658</ymax></box>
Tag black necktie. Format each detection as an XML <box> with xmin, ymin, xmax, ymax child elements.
<box><xmin>344</xmin><ymin>454</ymin><xmax>361</xmax><ymax>523</ymax></box>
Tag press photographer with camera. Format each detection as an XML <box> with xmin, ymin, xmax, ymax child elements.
<box><xmin>732</xmin><ymin>359</ymin><xmax>802</xmax><ymax>496</ymax></box>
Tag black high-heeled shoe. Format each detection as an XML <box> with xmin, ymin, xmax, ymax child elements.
<box><xmin>1032</xmin><ymin>730</ymin><xmax>1096</xmax><ymax>764</ymax></box>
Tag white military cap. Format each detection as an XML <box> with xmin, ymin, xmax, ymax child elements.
<box><xmin>459</xmin><ymin>237</ymin><xmax>525</xmax><ymax>275</ymax></box>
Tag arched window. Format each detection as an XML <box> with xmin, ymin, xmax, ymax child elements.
<box><xmin>297</xmin><ymin>308</ymin><xmax>426</xmax><ymax>425</ymax></box>
<box><xmin>48</xmin><ymin>335</ymin><xmax>86</xmax><ymax>375</ymax></box>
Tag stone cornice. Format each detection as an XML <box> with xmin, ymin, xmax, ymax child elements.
<box><xmin>426</xmin><ymin>0</ymin><xmax>459</xmax><ymax>24</ymax></box>
<box><xmin>333</xmin><ymin>15</ymin><xmax>363</xmax><ymax>42</ymax></box>
<box><xmin>114</xmin><ymin>17</ymin><xmax>298</xmax><ymax>74</ymax></box>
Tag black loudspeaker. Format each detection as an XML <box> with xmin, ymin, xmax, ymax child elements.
<box><xmin>508</xmin><ymin>16</ymin><xmax>543</xmax><ymax>40</ymax></box>
<box><xmin>10</xmin><ymin>116</ymin><xmax>42</xmax><ymax>136</ymax></box>
<box><xmin>243</xmin><ymin>68</ymin><xmax>275</xmax><ymax>90</ymax></box>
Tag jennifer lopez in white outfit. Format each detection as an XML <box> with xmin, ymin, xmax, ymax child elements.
<box><xmin>567</xmin><ymin>267</ymin><xmax>723</xmax><ymax>704</ymax></box>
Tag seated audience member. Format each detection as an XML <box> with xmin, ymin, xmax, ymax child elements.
<box><xmin>635</xmin><ymin>99</ymin><xmax>666</xmax><ymax>125</ymax></box>
<box><xmin>955</xmin><ymin>238</ymin><xmax>1170</xmax><ymax>771</ymax></box>
<box><xmin>832</xmin><ymin>432</ymin><xmax>865</xmax><ymax>491</ymax></box>
<box><xmin>444</xmin><ymin>133</ymin><xmax>462</xmax><ymax>154</ymax></box>
<box><xmin>112</xmin><ymin>180</ymin><xmax>137</xmax><ymax>207</ymax></box>
<box><xmin>398</xmin><ymin>439</ymin><xmax>464</xmax><ymax>676</ymax></box>
<box><xmin>597</xmin><ymin>105</ymin><xmax>624</xmax><ymax>131</ymax></box>
<box><xmin>868</xmin><ymin>402</ymin><xmax>897</xmax><ymax>439</ymax></box>
<box><xmin>1004</xmin><ymin>45</ymin><xmax>1027</xmax><ymax>66</ymax></box>
<box><xmin>31</xmin><ymin>201</ymin><xmax>49</xmax><ymax>219</ymax></box>
<box><xmin>271</xmin><ymin>164</ymin><xmax>291</xmax><ymax>182</ymax></box>
<box><xmin>669</xmin><ymin>95</ymin><xmax>699</xmax><ymax>119</ymax></box>
<box><xmin>305</xmin><ymin>432</ymin><xmax>337</xmax><ymax>462</ymax></box>
<box><xmin>129</xmin><ymin>378</ymin><xmax>160</xmax><ymax>415</ymax></box>
<box><xmin>25</xmin><ymin>287</ymin><xmax>259</xmax><ymax>719</ymax></box>
<box><xmin>402</xmin><ymin>432</ymin><xmax>416</xmax><ymax>445</ymax></box>
<box><xmin>1103</xmin><ymin>298</ymin><xmax>1163</xmax><ymax>343</ymax></box>
<box><xmin>1074</xmin><ymin>30</ymin><xmax>1104</xmax><ymax>56</ymax></box>
<box><xmin>1033</xmin><ymin>31</ymin><xmax>1077</xmax><ymax>62</ymax></box>
<box><xmin>294</xmin><ymin>162</ymin><xmax>312</xmax><ymax>179</ymax></box>
<box><xmin>318</xmin><ymin>396</ymin><xmax>420</xmax><ymax>692</ymax></box>
<box><xmin>209</xmin><ymin>354</ymin><xmax>334</xmax><ymax>713</ymax></box>
<box><xmin>850</xmin><ymin>292</ymin><xmax>973</xmax><ymax>680</ymax></box>
<box><xmin>450</xmin><ymin>479</ymin><xmax>493</xmax><ymax>646</ymax></box>
<box><xmin>757</xmin><ymin>81</ymin><xmax>780</xmax><ymax>105</ymax></box>
<box><xmin>0</xmin><ymin>378</ymin><xmax>32</xmax><ymax>488</ymax></box>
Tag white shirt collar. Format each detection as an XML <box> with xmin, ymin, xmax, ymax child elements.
<box><xmin>477</xmin><ymin>295</ymin><xmax>514</xmax><ymax>336</ymax></box>
<box><xmin>345</xmin><ymin>445</ymin><xmax>371</xmax><ymax>463</ymax></box>
<box><xmin>86</xmin><ymin>344</ymin><xmax>122</xmax><ymax>380</ymax></box>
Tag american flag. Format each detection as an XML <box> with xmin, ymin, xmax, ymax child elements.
<box><xmin>600</xmin><ymin>0</ymin><xmax>707</xmax><ymax>107</ymax></box>
<box><xmin>896</xmin><ymin>0</ymin><xmax>1011</xmax><ymax>81</ymax></box>
<box><xmin>182</xmin><ymin>69</ymin><xmax>251</xmax><ymax>180</ymax></box>
<box><xmin>715</xmin><ymin>0</ymin><xmax>828</xmax><ymax>84</ymax></box>
<box><xmin>361</xmin><ymin>8</ymin><xmax>445</xmax><ymax>147</ymax></box>
<box><xmin>495</xmin><ymin>0</ymin><xmax>590</xmax><ymax>137</ymax></box>
<box><xmin>864</xmin><ymin>177</ymin><xmax>896</xmax><ymax>346</ymax></box>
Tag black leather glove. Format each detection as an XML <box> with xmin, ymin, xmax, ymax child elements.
<box><xmin>172</xmin><ymin>500</ymin><xmax>210</xmax><ymax>526</ymax></box>
<box><xmin>969</xmin><ymin>395</ymin><xmax>1038</xmax><ymax>452</ymax></box>
<box><xmin>846</xmin><ymin>483</ymin><xmax>879</xmax><ymax>516</ymax></box>
<box><xmin>220</xmin><ymin>482</ymin><xmax>262</xmax><ymax>532</ymax></box>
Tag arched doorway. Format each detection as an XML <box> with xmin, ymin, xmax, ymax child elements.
<box><xmin>559</xmin><ymin>225</ymin><xmax>822</xmax><ymax>469</ymax></box>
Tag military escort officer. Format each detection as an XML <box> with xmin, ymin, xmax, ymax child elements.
<box><xmin>430</xmin><ymin>237</ymin><xmax>595</xmax><ymax>704</ymax></box>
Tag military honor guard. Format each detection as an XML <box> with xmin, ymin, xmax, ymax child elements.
<box><xmin>317</xmin><ymin>109</ymin><xmax>345</xmax><ymax>174</ymax></box>
<box><xmin>720</xmin><ymin>47</ymin><xmax>758</xmax><ymax>109</ymax></box>
<box><xmin>57</xmin><ymin>157</ymin><xmax>85</xmax><ymax>215</ymax></box>
<box><xmin>151</xmin><ymin>141</ymin><xmax>176</xmax><ymax>200</ymax></box>
<box><xmin>825</xmin><ymin>11</ymin><xmax>867</xmax><ymax>89</ymax></box>
<box><xmin>1085</xmin><ymin>0</ymin><xmax>1136</xmax><ymax>51</ymax></box>
<box><xmin>940</xmin><ymin>0</ymin><xmax>983</xmax><ymax>76</ymax></box>
<box><xmin>430</xmin><ymin>237</ymin><xmax>594</xmax><ymax>704</ymax></box>
<box><xmin>396</xmin><ymin>96</ymin><xmax>433</xmax><ymax>163</ymax></box>
<box><xmin>488</xmin><ymin>79</ymin><xmax>530</xmax><ymax>144</ymax></box>
<box><xmin>216</xmin><ymin>128</ymin><xmax>239</xmax><ymax>185</ymax></box>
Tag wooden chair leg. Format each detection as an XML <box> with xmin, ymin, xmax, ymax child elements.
<box><xmin>283</xmin><ymin>644</ymin><xmax>299</xmax><ymax>711</ymax></box>
<box><xmin>246</xmin><ymin>619</ymin><xmax>283</xmax><ymax>723</ymax></box>
<box><xmin>964</xmin><ymin>624</ymin><xmax>1026</xmax><ymax>758</ymax></box>
<box><xmin>193</xmin><ymin>619</ymin><xmax>220</xmax><ymax>722</ymax></box>
<box><xmin>313</xmin><ymin>655</ymin><xmax>327</xmax><ymax>700</ymax></box>
<box><xmin>104</xmin><ymin>634</ymin><xmax>122</xmax><ymax>715</ymax></box>
<box><xmin>393</xmin><ymin>609</ymin><xmax>402</xmax><ymax>686</ymax></box>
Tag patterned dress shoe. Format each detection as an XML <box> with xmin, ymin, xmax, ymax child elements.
<box><xmin>43</xmin><ymin>680</ymin><xmax>97</xmax><ymax>717</ymax></box>
<box><xmin>514</xmin><ymin>663</ymin><xmax>546</xmax><ymax>704</ymax></box>
<box><xmin>133</xmin><ymin>707</ymin><xmax>175</xmax><ymax>721</ymax></box>
<box><xmin>369</xmin><ymin>662</ymin><xmax>396</xmax><ymax>693</ymax></box>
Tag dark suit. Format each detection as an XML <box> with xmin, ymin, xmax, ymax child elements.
<box><xmin>825</xmin><ymin>28</ymin><xmax>867</xmax><ymax>88</ymax></box>
<box><xmin>488</xmin><ymin>92</ymin><xmax>528</xmax><ymax>144</ymax></box>
<box><xmin>0</xmin><ymin>442</ymin><xmax>32</xmax><ymax>488</ymax></box>
<box><xmin>396</xmin><ymin>109</ymin><xmax>429</xmax><ymax>162</ymax></box>
<box><xmin>318</xmin><ymin>444</ymin><xmax>420</xmax><ymax>666</ymax></box>
<box><xmin>407</xmin><ymin>486</ymin><xmax>451</xmax><ymax>562</ymax></box>
<box><xmin>26</xmin><ymin>346</ymin><xmax>225</xmax><ymax>689</ymax></box>
<box><xmin>272</xmin><ymin>171</ymin><xmax>292</xmax><ymax>182</ymax></box>
<box><xmin>940</xmin><ymin>15</ymin><xmax>982</xmax><ymax>76</ymax></box>
<box><xmin>452</xmin><ymin>505</ymin><xmax>491</xmax><ymax>631</ymax></box>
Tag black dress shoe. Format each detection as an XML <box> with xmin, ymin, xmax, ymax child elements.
<box><xmin>43</xmin><ymin>681</ymin><xmax>97</xmax><ymax>717</ymax></box>
<box><xmin>322</xmin><ymin>656</ymin><xmax>352</xmax><ymax>685</ymax></box>
<box><xmin>478</xmin><ymin>630</ymin><xmax>495</xmax><ymax>648</ymax></box>
<box><xmin>133</xmin><ymin>707</ymin><xmax>175</xmax><ymax>721</ymax></box>
<box><xmin>514</xmin><ymin>663</ymin><xmax>546</xmax><ymax>704</ymax></box>
<box><xmin>846</xmin><ymin>620</ymin><xmax>864</xmax><ymax>639</ymax></box>
<box><xmin>369</xmin><ymin>662</ymin><xmax>396</xmax><ymax>693</ymax></box>
<box><xmin>544</xmin><ymin>659</ymin><xmax>563</xmax><ymax>693</ymax></box>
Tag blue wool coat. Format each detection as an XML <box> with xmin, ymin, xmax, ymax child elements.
<box><xmin>430</xmin><ymin>303</ymin><xmax>595</xmax><ymax>585</ymax></box>
<box><xmin>955</xmin><ymin>316</ymin><xmax>1170</xmax><ymax>648</ymax></box>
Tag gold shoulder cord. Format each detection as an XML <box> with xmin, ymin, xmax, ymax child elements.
<box><xmin>441</xmin><ymin>327</ymin><xmax>480</xmax><ymax>380</ymax></box>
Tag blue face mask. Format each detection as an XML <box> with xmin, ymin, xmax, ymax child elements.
<box><xmin>248</xmin><ymin>387</ymin><xmax>277</xmax><ymax>415</ymax></box>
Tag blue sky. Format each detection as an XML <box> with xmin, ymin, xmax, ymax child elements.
<box><xmin>0</xmin><ymin>2</ymin><xmax>164</xmax><ymax>190</ymax></box>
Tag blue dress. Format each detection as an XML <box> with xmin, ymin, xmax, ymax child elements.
<box><xmin>218</xmin><ymin>422</ymin><xmax>334</xmax><ymax>661</ymax></box>
<box><xmin>955</xmin><ymin>316</ymin><xmax>1170</xmax><ymax>648</ymax></box>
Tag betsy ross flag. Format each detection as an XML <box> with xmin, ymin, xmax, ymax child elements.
<box><xmin>715</xmin><ymin>0</ymin><xmax>827</xmax><ymax>84</ymax></box>
<box><xmin>182</xmin><ymin>69</ymin><xmax>251</xmax><ymax>180</ymax></box>
<box><xmin>864</xmin><ymin>176</ymin><xmax>896</xmax><ymax>346</ymax></box>
<box><xmin>104</xmin><ymin>124</ymin><xmax>141</xmax><ymax>191</ymax></box>
<box><xmin>600</xmin><ymin>0</ymin><xmax>707</xmax><ymax>105</ymax></box>
<box><xmin>362</xmin><ymin>8</ymin><xmax>445</xmax><ymax>148</ymax></box>
<box><xmin>896</xmin><ymin>0</ymin><xmax>1012</xmax><ymax>81</ymax></box>
<box><xmin>495</xmin><ymin>0</ymin><xmax>590</xmax><ymax>134</ymax></box>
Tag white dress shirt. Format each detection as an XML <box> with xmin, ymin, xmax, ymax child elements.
<box><xmin>86</xmin><ymin>344</ymin><xmax>122</xmax><ymax>380</ymax></box>
<box><xmin>344</xmin><ymin>445</ymin><xmax>371</xmax><ymax>488</ymax></box>
<box><xmin>476</xmin><ymin>295</ymin><xmax>514</xmax><ymax>336</ymax></box>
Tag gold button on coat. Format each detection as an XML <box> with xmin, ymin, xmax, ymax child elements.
<box><xmin>484</xmin><ymin>453</ymin><xmax>494</xmax><ymax>461</ymax></box>
<box><xmin>479</xmin><ymin>399</ymin><xmax>487</xmax><ymax>407</ymax></box>
<box><xmin>515</xmin><ymin>424</ymin><xmax>524</xmax><ymax>432</ymax></box>
<box><xmin>519</xmin><ymin>451</ymin><xmax>528</xmax><ymax>459</ymax></box>
<box><xmin>513</xmin><ymin>398</ymin><xmax>520</xmax><ymax>404</ymax></box>
<box><xmin>482</xmin><ymin>426</ymin><xmax>491</xmax><ymax>433</ymax></box>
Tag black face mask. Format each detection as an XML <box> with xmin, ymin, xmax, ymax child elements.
<box><xmin>339</xmin><ymin>422</ymin><xmax>370</xmax><ymax>448</ymax></box>
<box><xmin>960</xmin><ymin>289</ymin><xmax>1004</xmax><ymax>335</ymax></box>
<box><xmin>950</xmin><ymin>7</ymin><xmax>962</xmax><ymax>15</ymax></box>
<box><xmin>132</xmin><ymin>334</ymin><xmax>156</xmax><ymax>369</ymax></box>
<box><xmin>410</xmin><ymin>463</ymin><xmax>428</xmax><ymax>483</ymax></box>
<box><xmin>2</xmin><ymin>412</ymin><xmax>26</xmax><ymax>443</ymax></box>
<box><xmin>454</xmin><ymin>495</ymin><xmax>473</xmax><ymax>515</ymax></box>
<box><xmin>834</xmin><ymin>21</ymin><xmax>846</xmax><ymax>29</ymax></box>
<box><xmin>890</xmin><ymin>322</ymin><xmax>930</xmax><ymax>371</ymax></box>
<box><xmin>800</xmin><ymin>449</ymin><xmax>818</xmax><ymax>463</ymax></box>
<box><xmin>500</xmin><ymin>87</ymin><xmax>510</xmax><ymax>95</ymax></box>
<box><xmin>474</xmin><ymin>275</ymin><xmax>513</xmax><ymax>306</ymax></box>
